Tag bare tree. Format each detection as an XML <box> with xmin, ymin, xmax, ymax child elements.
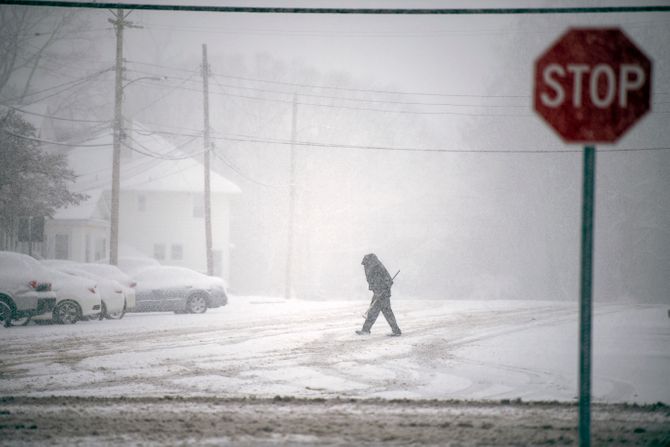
<box><xmin>0</xmin><ymin>5</ymin><xmax>95</xmax><ymax>105</ymax></box>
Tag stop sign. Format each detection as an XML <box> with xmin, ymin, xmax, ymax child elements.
<box><xmin>534</xmin><ymin>28</ymin><xmax>651</xmax><ymax>143</ymax></box>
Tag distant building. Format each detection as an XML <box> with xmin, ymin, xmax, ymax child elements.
<box><xmin>44</xmin><ymin>122</ymin><xmax>240</xmax><ymax>279</ymax></box>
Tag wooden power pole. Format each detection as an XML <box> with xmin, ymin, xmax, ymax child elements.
<box><xmin>201</xmin><ymin>44</ymin><xmax>214</xmax><ymax>276</ymax></box>
<box><xmin>284</xmin><ymin>95</ymin><xmax>297</xmax><ymax>299</ymax></box>
<box><xmin>109</xmin><ymin>8</ymin><xmax>126</xmax><ymax>266</ymax></box>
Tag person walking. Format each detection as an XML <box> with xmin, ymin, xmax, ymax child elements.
<box><xmin>356</xmin><ymin>253</ymin><xmax>401</xmax><ymax>336</ymax></box>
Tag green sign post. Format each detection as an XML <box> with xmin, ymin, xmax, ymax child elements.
<box><xmin>534</xmin><ymin>29</ymin><xmax>651</xmax><ymax>446</ymax></box>
<box><xmin>578</xmin><ymin>146</ymin><xmax>595</xmax><ymax>445</ymax></box>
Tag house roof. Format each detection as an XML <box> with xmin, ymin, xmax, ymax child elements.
<box><xmin>67</xmin><ymin>123</ymin><xmax>241</xmax><ymax>195</ymax></box>
<box><xmin>52</xmin><ymin>189</ymin><xmax>105</xmax><ymax>220</ymax></box>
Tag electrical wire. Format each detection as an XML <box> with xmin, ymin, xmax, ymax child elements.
<box><xmin>1</xmin><ymin>66</ymin><xmax>114</xmax><ymax>105</ymax></box>
<box><xmin>212</xmin><ymin>147</ymin><xmax>291</xmax><ymax>188</ymax></box>
<box><xmin>206</xmin><ymin>131</ymin><xmax>670</xmax><ymax>154</ymax></box>
<box><xmin>123</xmin><ymin>65</ymin><xmax>670</xmax><ymax>116</ymax></box>
<box><xmin>120</xmin><ymin>79</ymin><xmax>533</xmax><ymax>117</ymax></box>
<box><xmin>1</xmin><ymin>127</ymin><xmax>112</xmax><ymax>147</ymax></box>
<box><xmin>202</xmin><ymin>70</ymin><xmax>530</xmax><ymax>109</ymax></box>
<box><xmin>3</xmin><ymin>2</ymin><xmax>669</xmax><ymax>15</ymax></box>
<box><xmin>8</xmin><ymin>121</ymin><xmax>666</xmax><ymax>156</ymax></box>
<box><xmin>7</xmin><ymin>105</ymin><xmax>111</xmax><ymax>124</ymax></box>
<box><xmin>125</xmin><ymin>60</ymin><xmax>527</xmax><ymax>99</ymax></box>
<box><xmin>123</xmin><ymin>134</ymin><xmax>207</xmax><ymax>160</ymax></box>
<box><xmin>135</xmin><ymin>16</ymin><xmax>670</xmax><ymax>39</ymax></box>
<box><xmin>123</xmin><ymin>72</ymin><xmax>198</xmax><ymax>118</ymax></box>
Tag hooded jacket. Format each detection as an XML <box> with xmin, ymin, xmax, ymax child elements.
<box><xmin>361</xmin><ymin>253</ymin><xmax>393</xmax><ymax>294</ymax></box>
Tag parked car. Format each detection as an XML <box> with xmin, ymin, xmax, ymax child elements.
<box><xmin>73</xmin><ymin>263</ymin><xmax>137</xmax><ymax>311</ymax></box>
<box><xmin>0</xmin><ymin>251</ymin><xmax>57</xmax><ymax>327</ymax></box>
<box><xmin>42</xmin><ymin>261</ymin><xmax>126</xmax><ymax>320</ymax></box>
<box><xmin>132</xmin><ymin>266</ymin><xmax>228</xmax><ymax>314</ymax></box>
<box><xmin>32</xmin><ymin>267</ymin><xmax>102</xmax><ymax>325</ymax></box>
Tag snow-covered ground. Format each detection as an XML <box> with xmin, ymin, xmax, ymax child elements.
<box><xmin>1</xmin><ymin>298</ymin><xmax>668</xmax><ymax>404</ymax></box>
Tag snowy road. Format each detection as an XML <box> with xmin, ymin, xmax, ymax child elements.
<box><xmin>1</xmin><ymin>298</ymin><xmax>668</xmax><ymax>404</ymax></box>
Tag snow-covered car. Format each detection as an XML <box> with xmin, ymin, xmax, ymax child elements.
<box><xmin>32</xmin><ymin>267</ymin><xmax>102</xmax><ymax>324</ymax></box>
<box><xmin>0</xmin><ymin>251</ymin><xmax>57</xmax><ymax>327</ymax></box>
<box><xmin>60</xmin><ymin>262</ymin><xmax>136</xmax><ymax>311</ymax></box>
<box><xmin>132</xmin><ymin>266</ymin><xmax>228</xmax><ymax>314</ymax></box>
<box><xmin>41</xmin><ymin>261</ymin><xmax>126</xmax><ymax>320</ymax></box>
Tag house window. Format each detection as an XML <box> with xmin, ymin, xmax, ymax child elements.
<box><xmin>171</xmin><ymin>244</ymin><xmax>183</xmax><ymax>261</ymax></box>
<box><xmin>193</xmin><ymin>194</ymin><xmax>204</xmax><ymax>218</ymax></box>
<box><xmin>54</xmin><ymin>234</ymin><xmax>69</xmax><ymax>260</ymax></box>
<box><xmin>138</xmin><ymin>194</ymin><xmax>146</xmax><ymax>212</ymax></box>
<box><xmin>153</xmin><ymin>243</ymin><xmax>166</xmax><ymax>261</ymax></box>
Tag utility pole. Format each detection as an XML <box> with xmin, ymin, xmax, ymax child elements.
<box><xmin>109</xmin><ymin>8</ymin><xmax>127</xmax><ymax>266</ymax></box>
<box><xmin>284</xmin><ymin>94</ymin><xmax>297</xmax><ymax>299</ymax></box>
<box><xmin>201</xmin><ymin>44</ymin><xmax>214</xmax><ymax>276</ymax></box>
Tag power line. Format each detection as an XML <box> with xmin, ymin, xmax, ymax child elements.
<box><xmin>126</xmin><ymin>60</ymin><xmax>200</xmax><ymax>76</ymax></box>
<box><xmin>123</xmin><ymin>134</ymin><xmax>207</xmax><ymax>160</ymax></box>
<box><xmin>1</xmin><ymin>127</ymin><xmax>112</xmax><ymax>147</ymax></box>
<box><xmin>3</xmin><ymin>2</ymin><xmax>670</xmax><ymax>15</ymax></box>
<box><xmin>9</xmin><ymin>122</ymin><xmax>664</xmax><ymax>156</ymax></box>
<box><xmin>122</xmin><ymin>71</ymin><xmax>198</xmax><ymax>119</ymax></box>
<box><xmin>212</xmin><ymin>146</ymin><xmax>291</xmax><ymax>189</ymax></box>
<box><xmin>206</xmin><ymin>73</ymin><xmax>529</xmax><ymax>109</ymax></box>
<box><xmin>206</xmin><ymin>131</ymin><xmax>670</xmax><ymax>154</ymax></box>
<box><xmin>65</xmin><ymin>120</ymin><xmax>667</xmax><ymax>155</ymax></box>
<box><xmin>20</xmin><ymin>40</ymin><xmax>115</xmax><ymax>71</ymax></box>
<box><xmin>7</xmin><ymin>105</ymin><xmax>111</xmax><ymax>124</ymax></box>
<box><xmin>136</xmin><ymin>16</ymin><xmax>670</xmax><ymax>39</ymax></box>
<box><xmin>125</xmin><ymin>60</ymin><xmax>527</xmax><ymax>99</ymax></box>
<box><xmin>130</xmin><ymin>126</ymin><xmax>202</xmax><ymax>145</ymax></box>
<box><xmin>125</xmin><ymin>65</ymin><xmax>670</xmax><ymax>109</ymax></box>
<box><xmin>126</xmin><ymin>119</ymin><xmax>206</xmax><ymax>136</ymax></box>
<box><xmin>1</xmin><ymin>67</ymin><xmax>114</xmax><ymax>105</ymax></box>
<box><xmin>213</xmin><ymin>71</ymin><xmax>529</xmax><ymax>99</ymax></box>
<box><xmin>121</xmin><ymin>70</ymin><xmax>670</xmax><ymax>116</ymax></box>
<box><xmin>120</xmin><ymin>77</ymin><xmax>533</xmax><ymax>117</ymax></box>
<box><xmin>72</xmin><ymin>147</ymin><xmax>192</xmax><ymax>192</ymax></box>
<box><xmin>121</xmin><ymin>159</ymin><xmax>203</xmax><ymax>190</ymax></box>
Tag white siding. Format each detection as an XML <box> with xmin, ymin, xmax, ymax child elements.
<box><xmin>119</xmin><ymin>190</ymin><xmax>231</xmax><ymax>279</ymax></box>
<box><xmin>44</xmin><ymin>219</ymin><xmax>108</xmax><ymax>263</ymax></box>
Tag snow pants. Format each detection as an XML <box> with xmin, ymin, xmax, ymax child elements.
<box><xmin>362</xmin><ymin>292</ymin><xmax>401</xmax><ymax>334</ymax></box>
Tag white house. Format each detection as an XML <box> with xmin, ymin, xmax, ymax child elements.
<box><xmin>44</xmin><ymin>123</ymin><xmax>240</xmax><ymax>280</ymax></box>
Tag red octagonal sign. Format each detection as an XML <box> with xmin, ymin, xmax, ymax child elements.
<box><xmin>534</xmin><ymin>28</ymin><xmax>652</xmax><ymax>143</ymax></box>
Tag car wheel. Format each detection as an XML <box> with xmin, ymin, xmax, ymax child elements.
<box><xmin>54</xmin><ymin>301</ymin><xmax>81</xmax><ymax>325</ymax></box>
<box><xmin>17</xmin><ymin>315</ymin><xmax>32</xmax><ymax>326</ymax></box>
<box><xmin>0</xmin><ymin>301</ymin><xmax>12</xmax><ymax>328</ymax></box>
<box><xmin>104</xmin><ymin>301</ymin><xmax>126</xmax><ymax>320</ymax></box>
<box><xmin>186</xmin><ymin>294</ymin><xmax>208</xmax><ymax>314</ymax></box>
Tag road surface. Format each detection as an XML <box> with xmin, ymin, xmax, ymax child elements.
<box><xmin>1</xmin><ymin>297</ymin><xmax>668</xmax><ymax>445</ymax></box>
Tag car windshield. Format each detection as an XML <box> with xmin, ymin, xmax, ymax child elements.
<box><xmin>78</xmin><ymin>264</ymin><xmax>129</xmax><ymax>283</ymax></box>
<box><xmin>136</xmin><ymin>267</ymin><xmax>202</xmax><ymax>283</ymax></box>
<box><xmin>1</xmin><ymin>252</ymin><xmax>51</xmax><ymax>277</ymax></box>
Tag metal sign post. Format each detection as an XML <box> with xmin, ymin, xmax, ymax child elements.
<box><xmin>534</xmin><ymin>28</ymin><xmax>652</xmax><ymax>447</ymax></box>
<box><xmin>578</xmin><ymin>146</ymin><xmax>595</xmax><ymax>446</ymax></box>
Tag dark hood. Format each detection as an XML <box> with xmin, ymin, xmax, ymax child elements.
<box><xmin>361</xmin><ymin>253</ymin><xmax>379</xmax><ymax>266</ymax></box>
